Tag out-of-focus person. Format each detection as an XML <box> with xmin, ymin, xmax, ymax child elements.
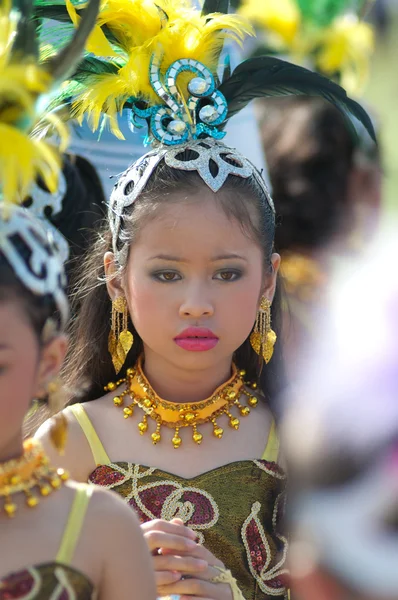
<box><xmin>257</xmin><ymin>96</ymin><xmax>382</xmax><ymax>379</ymax></box>
<box><xmin>237</xmin><ymin>0</ymin><xmax>382</xmax><ymax>380</ymax></box>
<box><xmin>283</xmin><ymin>236</ymin><xmax>398</xmax><ymax>600</ymax></box>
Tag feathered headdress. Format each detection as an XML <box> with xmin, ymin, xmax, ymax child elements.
<box><xmin>35</xmin><ymin>0</ymin><xmax>375</xmax><ymax>144</ymax></box>
<box><xmin>35</xmin><ymin>0</ymin><xmax>376</xmax><ymax>266</ymax></box>
<box><xmin>239</xmin><ymin>0</ymin><xmax>375</xmax><ymax>95</ymax></box>
<box><xmin>0</xmin><ymin>0</ymin><xmax>100</xmax><ymax>205</ymax></box>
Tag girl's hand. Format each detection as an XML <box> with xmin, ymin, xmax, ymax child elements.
<box><xmin>157</xmin><ymin>543</ymin><xmax>235</xmax><ymax>600</ymax></box>
<box><xmin>141</xmin><ymin>518</ymin><xmax>209</xmax><ymax>588</ymax></box>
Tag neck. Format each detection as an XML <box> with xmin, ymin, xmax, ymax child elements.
<box><xmin>141</xmin><ymin>349</ymin><xmax>233</xmax><ymax>403</ymax></box>
<box><xmin>0</xmin><ymin>433</ymin><xmax>24</xmax><ymax>464</ymax></box>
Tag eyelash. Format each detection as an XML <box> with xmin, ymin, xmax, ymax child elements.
<box><xmin>151</xmin><ymin>270</ymin><xmax>243</xmax><ymax>283</ymax></box>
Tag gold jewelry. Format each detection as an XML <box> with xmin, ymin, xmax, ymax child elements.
<box><xmin>108</xmin><ymin>296</ymin><xmax>134</xmax><ymax>374</ymax></box>
<box><xmin>250</xmin><ymin>297</ymin><xmax>277</xmax><ymax>364</ymax></box>
<box><xmin>47</xmin><ymin>378</ymin><xmax>68</xmax><ymax>455</ymax></box>
<box><xmin>0</xmin><ymin>438</ymin><xmax>69</xmax><ymax>518</ymax></box>
<box><xmin>210</xmin><ymin>566</ymin><xmax>245</xmax><ymax>600</ymax></box>
<box><xmin>105</xmin><ymin>357</ymin><xmax>259</xmax><ymax>449</ymax></box>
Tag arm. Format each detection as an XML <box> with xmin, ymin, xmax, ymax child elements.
<box><xmin>92</xmin><ymin>490</ymin><xmax>157</xmax><ymax>600</ymax></box>
<box><xmin>34</xmin><ymin>409</ymin><xmax>96</xmax><ymax>482</ymax></box>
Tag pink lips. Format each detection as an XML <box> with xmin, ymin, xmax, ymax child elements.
<box><xmin>174</xmin><ymin>327</ymin><xmax>219</xmax><ymax>352</ymax></box>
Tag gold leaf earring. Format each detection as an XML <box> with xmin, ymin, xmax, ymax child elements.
<box><xmin>47</xmin><ymin>379</ymin><xmax>68</xmax><ymax>455</ymax></box>
<box><xmin>250</xmin><ymin>297</ymin><xmax>277</xmax><ymax>364</ymax></box>
<box><xmin>108</xmin><ymin>296</ymin><xmax>134</xmax><ymax>374</ymax></box>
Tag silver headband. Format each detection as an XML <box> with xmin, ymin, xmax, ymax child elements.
<box><xmin>0</xmin><ymin>204</ymin><xmax>68</xmax><ymax>329</ymax></box>
<box><xmin>109</xmin><ymin>138</ymin><xmax>274</xmax><ymax>265</ymax></box>
<box><xmin>28</xmin><ymin>172</ymin><xmax>69</xmax><ymax>263</ymax></box>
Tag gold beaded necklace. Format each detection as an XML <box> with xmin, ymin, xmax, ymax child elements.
<box><xmin>0</xmin><ymin>438</ymin><xmax>69</xmax><ymax>518</ymax></box>
<box><xmin>105</xmin><ymin>357</ymin><xmax>259</xmax><ymax>448</ymax></box>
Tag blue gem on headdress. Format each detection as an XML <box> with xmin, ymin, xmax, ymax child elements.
<box><xmin>128</xmin><ymin>54</ymin><xmax>228</xmax><ymax>146</ymax></box>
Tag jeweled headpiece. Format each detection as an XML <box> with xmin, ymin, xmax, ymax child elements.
<box><xmin>38</xmin><ymin>0</ymin><xmax>375</xmax><ymax>262</ymax></box>
<box><xmin>0</xmin><ymin>203</ymin><xmax>68</xmax><ymax>329</ymax></box>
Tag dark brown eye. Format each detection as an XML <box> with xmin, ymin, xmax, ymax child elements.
<box><xmin>215</xmin><ymin>270</ymin><xmax>241</xmax><ymax>282</ymax></box>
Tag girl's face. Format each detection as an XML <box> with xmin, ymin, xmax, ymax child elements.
<box><xmin>107</xmin><ymin>193</ymin><xmax>279</xmax><ymax>374</ymax></box>
<box><xmin>0</xmin><ymin>299</ymin><xmax>66</xmax><ymax>456</ymax></box>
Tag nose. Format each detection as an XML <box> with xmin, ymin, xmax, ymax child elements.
<box><xmin>179</xmin><ymin>284</ymin><xmax>214</xmax><ymax>319</ymax></box>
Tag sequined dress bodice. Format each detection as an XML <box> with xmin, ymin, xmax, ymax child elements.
<box><xmin>0</xmin><ymin>484</ymin><xmax>95</xmax><ymax>599</ymax></box>
<box><xmin>70</xmin><ymin>404</ymin><xmax>288</xmax><ymax>600</ymax></box>
<box><xmin>0</xmin><ymin>563</ymin><xmax>93</xmax><ymax>599</ymax></box>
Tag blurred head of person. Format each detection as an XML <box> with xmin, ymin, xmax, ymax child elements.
<box><xmin>256</xmin><ymin>96</ymin><xmax>382</xmax><ymax>258</ymax></box>
<box><xmin>283</xmin><ymin>236</ymin><xmax>398</xmax><ymax>600</ymax></box>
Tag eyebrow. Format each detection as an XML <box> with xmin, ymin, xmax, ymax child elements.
<box><xmin>148</xmin><ymin>253</ymin><xmax>248</xmax><ymax>262</ymax></box>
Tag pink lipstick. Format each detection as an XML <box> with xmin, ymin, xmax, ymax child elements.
<box><xmin>174</xmin><ymin>327</ymin><xmax>219</xmax><ymax>352</ymax></box>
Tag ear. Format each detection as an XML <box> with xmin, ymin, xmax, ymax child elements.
<box><xmin>35</xmin><ymin>335</ymin><xmax>68</xmax><ymax>398</ymax></box>
<box><xmin>104</xmin><ymin>251</ymin><xmax>125</xmax><ymax>301</ymax></box>
<box><xmin>261</xmin><ymin>252</ymin><xmax>281</xmax><ymax>303</ymax></box>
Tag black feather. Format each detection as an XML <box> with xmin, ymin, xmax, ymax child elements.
<box><xmin>219</xmin><ymin>56</ymin><xmax>376</xmax><ymax>142</ymax></box>
<box><xmin>201</xmin><ymin>0</ymin><xmax>229</xmax><ymax>17</ymax></box>
<box><xmin>46</xmin><ymin>0</ymin><xmax>101</xmax><ymax>82</ymax></box>
<box><xmin>71</xmin><ymin>56</ymin><xmax>120</xmax><ymax>82</ymax></box>
<box><xmin>33</xmin><ymin>1</ymin><xmax>71</xmax><ymax>22</ymax></box>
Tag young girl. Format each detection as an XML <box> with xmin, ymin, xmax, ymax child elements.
<box><xmin>0</xmin><ymin>204</ymin><xmax>156</xmax><ymax>599</ymax></box>
<box><xmin>0</xmin><ymin>3</ymin><xmax>155</xmax><ymax>598</ymax></box>
<box><xmin>35</xmin><ymin>0</ymin><xmax>375</xmax><ymax>598</ymax></box>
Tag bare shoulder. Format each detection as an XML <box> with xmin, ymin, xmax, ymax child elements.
<box><xmin>34</xmin><ymin>404</ymin><xmax>97</xmax><ymax>481</ymax></box>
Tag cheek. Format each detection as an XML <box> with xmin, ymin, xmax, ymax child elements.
<box><xmin>126</xmin><ymin>278</ymin><xmax>172</xmax><ymax>334</ymax></box>
<box><xmin>0</xmin><ymin>355</ymin><xmax>39</xmax><ymax>440</ymax></box>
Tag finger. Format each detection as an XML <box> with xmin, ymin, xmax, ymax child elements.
<box><xmin>145</xmin><ymin>531</ymin><xmax>199</xmax><ymax>553</ymax></box>
<box><xmin>160</xmin><ymin>544</ymin><xmax>224</xmax><ymax>568</ymax></box>
<box><xmin>142</xmin><ymin>519</ymin><xmax>197</xmax><ymax>540</ymax></box>
<box><xmin>154</xmin><ymin>555</ymin><xmax>208</xmax><ymax>575</ymax></box>
<box><xmin>158</xmin><ymin>579</ymin><xmax>225</xmax><ymax>598</ymax></box>
<box><xmin>155</xmin><ymin>570</ymin><xmax>182</xmax><ymax>587</ymax></box>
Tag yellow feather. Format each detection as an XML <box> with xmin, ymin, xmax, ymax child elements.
<box><xmin>0</xmin><ymin>3</ymin><xmax>68</xmax><ymax>204</ymax></box>
<box><xmin>67</xmin><ymin>0</ymin><xmax>254</xmax><ymax>135</ymax></box>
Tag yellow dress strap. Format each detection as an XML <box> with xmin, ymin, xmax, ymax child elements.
<box><xmin>261</xmin><ymin>419</ymin><xmax>280</xmax><ymax>463</ymax></box>
<box><xmin>68</xmin><ymin>403</ymin><xmax>110</xmax><ymax>466</ymax></box>
<box><xmin>56</xmin><ymin>484</ymin><xmax>93</xmax><ymax>565</ymax></box>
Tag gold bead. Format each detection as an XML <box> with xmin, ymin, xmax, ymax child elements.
<box><xmin>184</xmin><ymin>412</ymin><xmax>195</xmax><ymax>423</ymax></box>
<box><xmin>172</xmin><ymin>435</ymin><xmax>182</xmax><ymax>449</ymax></box>
<box><xmin>151</xmin><ymin>432</ymin><xmax>161</xmax><ymax>445</ymax></box>
<box><xmin>57</xmin><ymin>468</ymin><xmax>69</xmax><ymax>481</ymax></box>
<box><xmin>138</xmin><ymin>421</ymin><xmax>148</xmax><ymax>434</ymax></box>
<box><xmin>213</xmin><ymin>426</ymin><xmax>224</xmax><ymax>439</ymax></box>
<box><xmin>123</xmin><ymin>406</ymin><xmax>133</xmax><ymax>418</ymax></box>
<box><xmin>227</xmin><ymin>390</ymin><xmax>237</xmax><ymax>400</ymax></box>
<box><xmin>248</xmin><ymin>396</ymin><xmax>258</xmax><ymax>407</ymax></box>
<box><xmin>240</xmin><ymin>406</ymin><xmax>251</xmax><ymax>416</ymax></box>
<box><xmin>251</xmin><ymin>382</ymin><xmax>258</xmax><ymax>390</ymax></box>
<box><xmin>239</xmin><ymin>369</ymin><xmax>246</xmax><ymax>377</ymax></box>
<box><xmin>4</xmin><ymin>502</ymin><xmax>17</xmax><ymax>517</ymax></box>
<box><xmin>143</xmin><ymin>398</ymin><xmax>152</xmax><ymax>409</ymax></box>
<box><xmin>193</xmin><ymin>432</ymin><xmax>203</xmax><ymax>444</ymax></box>
<box><xmin>51</xmin><ymin>477</ymin><xmax>61</xmax><ymax>489</ymax></box>
<box><xmin>10</xmin><ymin>475</ymin><xmax>20</xmax><ymax>485</ymax></box>
<box><xmin>40</xmin><ymin>485</ymin><xmax>52</xmax><ymax>497</ymax></box>
<box><xmin>127</xmin><ymin>367</ymin><xmax>134</xmax><ymax>376</ymax></box>
<box><xmin>230</xmin><ymin>417</ymin><xmax>240</xmax><ymax>430</ymax></box>
<box><xmin>106</xmin><ymin>382</ymin><xmax>116</xmax><ymax>391</ymax></box>
<box><xmin>26</xmin><ymin>495</ymin><xmax>39</xmax><ymax>508</ymax></box>
<box><xmin>113</xmin><ymin>396</ymin><xmax>123</xmax><ymax>406</ymax></box>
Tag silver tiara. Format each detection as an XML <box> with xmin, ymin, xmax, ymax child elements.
<box><xmin>0</xmin><ymin>204</ymin><xmax>68</xmax><ymax>329</ymax></box>
<box><xmin>109</xmin><ymin>138</ymin><xmax>274</xmax><ymax>265</ymax></box>
<box><xmin>28</xmin><ymin>172</ymin><xmax>70</xmax><ymax>263</ymax></box>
